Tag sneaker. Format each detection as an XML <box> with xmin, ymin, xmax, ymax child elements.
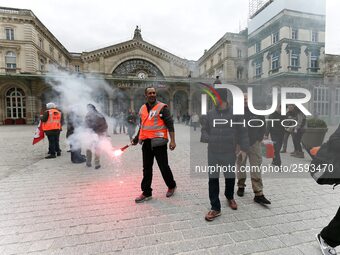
<box><xmin>205</xmin><ymin>210</ymin><xmax>221</xmax><ymax>221</ymax></box>
<box><xmin>45</xmin><ymin>155</ymin><xmax>56</xmax><ymax>159</ymax></box>
<box><xmin>316</xmin><ymin>234</ymin><xmax>337</xmax><ymax>255</ymax></box>
<box><xmin>227</xmin><ymin>199</ymin><xmax>238</xmax><ymax>210</ymax></box>
<box><xmin>237</xmin><ymin>188</ymin><xmax>245</xmax><ymax>197</ymax></box>
<box><xmin>86</xmin><ymin>163</ymin><xmax>92</xmax><ymax>167</ymax></box>
<box><xmin>57</xmin><ymin>152</ymin><xmax>61</xmax><ymax>156</ymax></box>
<box><xmin>280</xmin><ymin>150</ymin><xmax>286</xmax><ymax>153</ymax></box>
<box><xmin>254</xmin><ymin>195</ymin><xmax>271</xmax><ymax>205</ymax></box>
<box><xmin>135</xmin><ymin>194</ymin><xmax>152</xmax><ymax>203</ymax></box>
<box><xmin>166</xmin><ymin>187</ymin><xmax>176</xmax><ymax>197</ymax></box>
<box><xmin>95</xmin><ymin>165</ymin><xmax>101</xmax><ymax>170</ymax></box>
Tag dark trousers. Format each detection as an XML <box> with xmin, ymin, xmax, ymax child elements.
<box><xmin>208</xmin><ymin>151</ymin><xmax>235</xmax><ymax>211</ymax></box>
<box><xmin>321</xmin><ymin>206</ymin><xmax>340</xmax><ymax>247</ymax></box>
<box><xmin>292</xmin><ymin>129</ymin><xmax>304</xmax><ymax>152</ymax></box>
<box><xmin>141</xmin><ymin>139</ymin><xmax>176</xmax><ymax>196</ymax></box>
<box><xmin>282</xmin><ymin>131</ymin><xmax>291</xmax><ymax>151</ymax></box>
<box><xmin>47</xmin><ymin>133</ymin><xmax>60</xmax><ymax>156</ymax></box>
<box><xmin>271</xmin><ymin>133</ymin><xmax>284</xmax><ymax>165</ymax></box>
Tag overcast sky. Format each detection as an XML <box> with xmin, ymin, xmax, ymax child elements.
<box><xmin>1</xmin><ymin>0</ymin><xmax>339</xmax><ymax>60</ymax></box>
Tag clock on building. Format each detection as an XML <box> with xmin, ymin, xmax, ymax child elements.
<box><xmin>137</xmin><ymin>71</ymin><xmax>147</xmax><ymax>79</ymax></box>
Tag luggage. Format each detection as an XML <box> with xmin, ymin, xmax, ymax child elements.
<box><xmin>261</xmin><ymin>140</ymin><xmax>274</xmax><ymax>158</ymax></box>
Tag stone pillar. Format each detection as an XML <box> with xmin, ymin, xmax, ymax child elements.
<box><xmin>109</xmin><ymin>98</ymin><xmax>114</xmax><ymax>116</ymax></box>
<box><xmin>26</xmin><ymin>95</ymin><xmax>37</xmax><ymax>124</ymax></box>
<box><xmin>130</xmin><ymin>96</ymin><xmax>134</xmax><ymax>112</ymax></box>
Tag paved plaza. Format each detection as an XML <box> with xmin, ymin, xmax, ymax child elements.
<box><xmin>0</xmin><ymin>124</ymin><xmax>339</xmax><ymax>255</ymax></box>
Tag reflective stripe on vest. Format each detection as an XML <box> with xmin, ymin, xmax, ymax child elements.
<box><xmin>42</xmin><ymin>109</ymin><xmax>61</xmax><ymax>131</ymax></box>
<box><xmin>139</xmin><ymin>102</ymin><xmax>168</xmax><ymax>140</ymax></box>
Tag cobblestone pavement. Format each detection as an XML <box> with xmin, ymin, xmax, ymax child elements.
<box><xmin>0</xmin><ymin>124</ymin><xmax>339</xmax><ymax>255</ymax></box>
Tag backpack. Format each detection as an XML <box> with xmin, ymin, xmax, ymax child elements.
<box><xmin>309</xmin><ymin>140</ymin><xmax>340</xmax><ymax>188</ymax></box>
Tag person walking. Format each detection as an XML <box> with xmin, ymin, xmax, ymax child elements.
<box><xmin>236</xmin><ymin>93</ymin><xmax>271</xmax><ymax>205</ymax></box>
<box><xmin>281</xmin><ymin>104</ymin><xmax>295</xmax><ymax>153</ymax></box>
<box><xmin>264</xmin><ymin>105</ymin><xmax>285</xmax><ymax>166</ymax></box>
<box><xmin>41</xmin><ymin>102</ymin><xmax>63</xmax><ymax>159</ymax></box>
<box><xmin>291</xmin><ymin>106</ymin><xmax>306</xmax><ymax>158</ymax></box>
<box><xmin>126</xmin><ymin>109</ymin><xmax>137</xmax><ymax>140</ymax></box>
<box><xmin>316</xmin><ymin>124</ymin><xmax>340</xmax><ymax>255</ymax></box>
<box><xmin>191</xmin><ymin>112</ymin><xmax>200</xmax><ymax>131</ymax></box>
<box><xmin>131</xmin><ymin>87</ymin><xmax>177</xmax><ymax>203</ymax></box>
<box><xmin>201</xmin><ymin>88</ymin><xmax>249</xmax><ymax>221</ymax></box>
<box><xmin>85</xmin><ymin>104</ymin><xmax>108</xmax><ymax>169</ymax></box>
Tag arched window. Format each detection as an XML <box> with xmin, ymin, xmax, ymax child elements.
<box><xmin>6</xmin><ymin>87</ymin><xmax>26</xmax><ymax>119</ymax></box>
<box><xmin>5</xmin><ymin>51</ymin><xmax>16</xmax><ymax>69</ymax></box>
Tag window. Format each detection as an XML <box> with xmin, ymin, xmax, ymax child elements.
<box><xmin>271</xmin><ymin>51</ymin><xmax>280</xmax><ymax>71</ymax></box>
<box><xmin>237</xmin><ymin>67</ymin><xmax>243</xmax><ymax>80</ymax></box>
<box><xmin>290</xmin><ymin>49</ymin><xmax>300</xmax><ymax>68</ymax></box>
<box><xmin>310</xmin><ymin>50</ymin><xmax>319</xmax><ymax>70</ymax></box>
<box><xmin>210</xmin><ymin>58</ymin><xmax>213</xmax><ymax>67</ymax></box>
<box><xmin>6</xmin><ymin>87</ymin><xmax>26</xmax><ymax>119</ymax></box>
<box><xmin>204</xmin><ymin>64</ymin><xmax>207</xmax><ymax>72</ymax></box>
<box><xmin>313</xmin><ymin>87</ymin><xmax>329</xmax><ymax>116</ymax></box>
<box><xmin>292</xmin><ymin>29</ymin><xmax>298</xmax><ymax>40</ymax></box>
<box><xmin>49</xmin><ymin>45</ymin><xmax>54</xmax><ymax>57</ymax></box>
<box><xmin>39</xmin><ymin>38</ymin><xmax>44</xmax><ymax>49</ymax></box>
<box><xmin>237</xmin><ymin>49</ymin><xmax>242</xmax><ymax>58</ymax></box>
<box><xmin>5</xmin><ymin>28</ymin><xmax>14</xmax><ymax>40</ymax></box>
<box><xmin>255</xmin><ymin>42</ymin><xmax>261</xmax><ymax>53</ymax></box>
<box><xmin>5</xmin><ymin>51</ymin><xmax>16</xmax><ymax>69</ymax></box>
<box><xmin>335</xmin><ymin>88</ymin><xmax>340</xmax><ymax>116</ymax></box>
<box><xmin>255</xmin><ymin>61</ymin><xmax>262</xmax><ymax>78</ymax></box>
<box><xmin>40</xmin><ymin>58</ymin><xmax>45</xmax><ymax>71</ymax></box>
<box><xmin>218</xmin><ymin>52</ymin><xmax>222</xmax><ymax>62</ymax></box>
<box><xmin>75</xmin><ymin>65</ymin><xmax>80</xmax><ymax>72</ymax></box>
<box><xmin>312</xmin><ymin>31</ymin><xmax>318</xmax><ymax>42</ymax></box>
<box><xmin>272</xmin><ymin>32</ymin><xmax>279</xmax><ymax>44</ymax></box>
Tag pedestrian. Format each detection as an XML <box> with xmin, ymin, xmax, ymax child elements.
<box><xmin>201</xmin><ymin>88</ymin><xmax>249</xmax><ymax>221</ymax></box>
<box><xmin>291</xmin><ymin>105</ymin><xmax>306</xmax><ymax>158</ymax></box>
<box><xmin>131</xmin><ymin>87</ymin><xmax>177</xmax><ymax>203</ymax></box>
<box><xmin>236</xmin><ymin>93</ymin><xmax>271</xmax><ymax>205</ymax></box>
<box><xmin>316</xmin><ymin>124</ymin><xmax>340</xmax><ymax>255</ymax></box>
<box><xmin>111</xmin><ymin>112</ymin><xmax>119</xmax><ymax>134</ymax></box>
<box><xmin>118</xmin><ymin>111</ymin><xmax>126</xmax><ymax>134</ymax></box>
<box><xmin>85</xmin><ymin>104</ymin><xmax>108</xmax><ymax>169</ymax></box>
<box><xmin>41</xmin><ymin>102</ymin><xmax>63</xmax><ymax>159</ymax></box>
<box><xmin>264</xmin><ymin>104</ymin><xmax>285</xmax><ymax>166</ymax></box>
<box><xmin>281</xmin><ymin>104</ymin><xmax>295</xmax><ymax>153</ymax></box>
<box><xmin>191</xmin><ymin>112</ymin><xmax>200</xmax><ymax>131</ymax></box>
<box><xmin>126</xmin><ymin>109</ymin><xmax>137</xmax><ymax>140</ymax></box>
<box><xmin>66</xmin><ymin>106</ymin><xmax>86</xmax><ymax>164</ymax></box>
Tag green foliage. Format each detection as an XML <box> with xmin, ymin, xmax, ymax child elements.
<box><xmin>307</xmin><ymin>118</ymin><xmax>327</xmax><ymax>128</ymax></box>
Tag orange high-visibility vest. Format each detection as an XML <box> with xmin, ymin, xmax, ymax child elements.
<box><xmin>139</xmin><ymin>102</ymin><xmax>168</xmax><ymax>140</ymax></box>
<box><xmin>42</xmin><ymin>109</ymin><xmax>61</xmax><ymax>131</ymax></box>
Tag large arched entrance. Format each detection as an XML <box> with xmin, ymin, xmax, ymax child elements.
<box><xmin>173</xmin><ymin>90</ymin><xmax>188</xmax><ymax>119</ymax></box>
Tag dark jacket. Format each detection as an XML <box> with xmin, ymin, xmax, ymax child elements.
<box><xmin>85</xmin><ymin>110</ymin><xmax>108</xmax><ymax>135</ymax></box>
<box><xmin>244</xmin><ymin>108</ymin><xmax>266</xmax><ymax>146</ymax></box>
<box><xmin>265</xmin><ymin>111</ymin><xmax>285</xmax><ymax>137</ymax></box>
<box><xmin>329</xmin><ymin>124</ymin><xmax>340</xmax><ymax>152</ymax></box>
<box><xmin>201</xmin><ymin>106</ymin><xmax>249</xmax><ymax>154</ymax></box>
<box><xmin>66</xmin><ymin>111</ymin><xmax>83</xmax><ymax>138</ymax></box>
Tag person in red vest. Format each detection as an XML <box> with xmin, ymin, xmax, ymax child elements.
<box><xmin>131</xmin><ymin>87</ymin><xmax>177</xmax><ymax>203</ymax></box>
<box><xmin>41</xmin><ymin>102</ymin><xmax>63</xmax><ymax>159</ymax></box>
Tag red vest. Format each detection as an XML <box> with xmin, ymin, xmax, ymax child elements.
<box><xmin>42</xmin><ymin>109</ymin><xmax>61</xmax><ymax>131</ymax></box>
<box><xmin>139</xmin><ymin>102</ymin><xmax>168</xmax><ymax>140</ymax></box>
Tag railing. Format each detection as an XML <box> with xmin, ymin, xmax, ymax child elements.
<box><xmin>0</xmin><ymin>7</ymin><xmax>32</xmax><ymax>16</ymax></box>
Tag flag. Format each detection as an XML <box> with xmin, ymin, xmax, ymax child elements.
<box><xmin>32</xmin><ymin>120</ymin><xmax>45</xmax><ymax>145</ymax></box>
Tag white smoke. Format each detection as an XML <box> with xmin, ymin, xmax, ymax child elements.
<box><xmin>43</xmin><ymin>65</ymin><xmax>129</xmax><ymax>166</ymax></box>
